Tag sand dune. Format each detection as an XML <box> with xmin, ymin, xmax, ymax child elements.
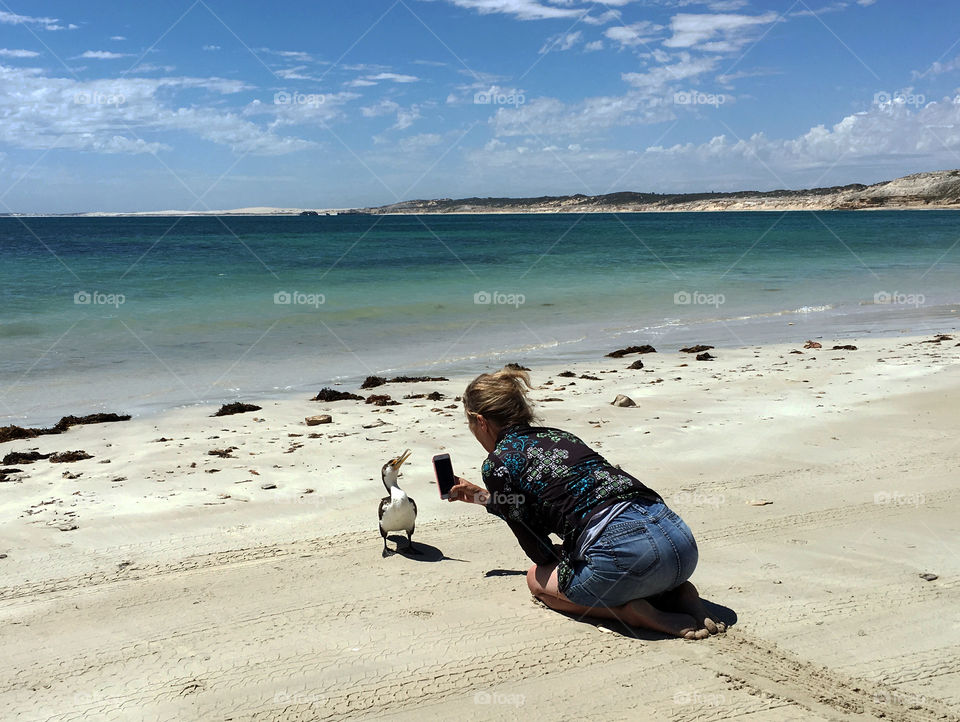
<box><xmin>1</xmin><ymin>333</ymin><xmax>958</xmax><ymax>720</ymax></box>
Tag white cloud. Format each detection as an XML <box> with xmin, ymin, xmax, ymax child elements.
<box><xmin>584</xmin><ymin>40</ymin><xmax>604</xmax><ymax>52</ymax></box>
<box><xmin>0</xmin><ymin>49</ymin><xmax>40</xmax><ymax>58</ymax></box>
<box><xmin>0</xmin><ymin>10</ymin><xmax>59</xmax><ymax>26</ymax></box>
<box><xmin>491</xmin><ymin>91</ymin><xmax>673</xmax><ymax>138</ymax></box>
<box><xmin>438</xmin><ymin>0</ymin><xmax>586</xmax><ymax>21</ymax></box>
<box><xmin>276</xmin><ymin>65</ymin><xmax>321</xmax><ymax>81</ymax></box>
<box><xmin>361</xmin><ymin>99</ymin><xmax>401</xmax><ymax>117</ymax></box>
<box><xmin>398</xmin><ymin>132</ymin><xmax>444</xmax><ymax>152</ymax></box>
<box><xmin>368</xmin><ymin>72</ymin><xmax>419</xmax><ymax>83</ymax></box>
<box><xmin>474</xmin><ymin>97</ymin><xmax>960</xmax><ymax>195</ymax></box>
<box><xmin>349</xmin><ymin>72</ymin><xmax>419</xmax><ymax>87</ymax></box>
<box><xmin>663</xmin><ymin>12</ymin><xmax>779</xmax><ymax>51</ymax></box>
<box><xmin>391</xmin><ymin>105</ymin><xmax>423</xmax><ymax>131</ymax></box>
<box><xmin>716</xmin><ymin>67</ymin><xmax>780</xmax><ymax>87</ymax></box>
<box><xmin>111</xmin><ymin>36</ymin><xmax>126</xmax><ymax>41</ymax></box>
<box><xmin>0</xmin><ymin>64</ymin><xmax>319</xmax><ymax>155</ymax></box>
<box><xmin>604</xmin><ymin>21</ymin><xmax>664</xmax><ymax>48</ymax></box>
<box><xmin>912</xmin><ymin>56</ymin><xmax>960</xmax><ymax>80</ymax></box>
<box><xmin>622</xmin><ymin>53</ymin><xmax>718</xmax><ymax>92</ymax></box>
<box><xmin>202</xmin><ymin>44</ymin><xmax>221</xmax><ymax>51</ymax></box>
<box><xmin>77</xmin><ymin>50</ymin><xmax>133</xmax><ymax>60</ymax></box>
<box><xmin>258</xmin><ymin>48</ymin><xmax>314</xmax><ymax>62</ymax></box>
<box><xmin>539</xmin><ymin>30</ymin><xmax>582</xmax><ymax>54</ymax></box>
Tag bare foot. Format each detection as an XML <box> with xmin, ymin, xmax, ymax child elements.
<box><xmin>622</xmin><ymin>599</ymin><xmax>709</xmax><ymax>639</ymax></box>
<box><xmin>657</xmin><ymin>581</ymin><xmax>726</xmax><ymax>635</ymax></box>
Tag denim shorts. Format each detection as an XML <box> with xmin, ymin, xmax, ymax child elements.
<box><xmin>562</xmin><ymin>500</ymin><xmax>699</xmax><ymax>608</ymax></box>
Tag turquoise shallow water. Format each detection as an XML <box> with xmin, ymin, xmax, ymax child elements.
<box><xmin>1</xmin><ymin>211</ymin><xmax>958</xmax><ymax>424</ymax></box>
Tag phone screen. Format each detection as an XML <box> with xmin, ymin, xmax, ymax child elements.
<box><xmin>433</xmin><ymin>454</ymin><xmax>456</xmax><ymax>499</ymax></box>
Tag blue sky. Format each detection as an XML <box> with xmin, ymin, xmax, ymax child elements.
<box><xmin>1</xmin><ymin>0</ymin><xmax>959</xmax><ymax>212</ymax></box>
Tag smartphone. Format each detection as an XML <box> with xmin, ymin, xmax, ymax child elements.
<box><xmin>433</xmin><ymin>453</ymin><xmax>456</xmax><ymax>499</ymax></box>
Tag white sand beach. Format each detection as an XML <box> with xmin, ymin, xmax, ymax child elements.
<box><xmin>1</xmin><ymin>332</ymin><xmax>958</xmax><ymax>720</ymax></box>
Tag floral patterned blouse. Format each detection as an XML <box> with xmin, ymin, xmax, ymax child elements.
<box><xmin>482</xmin><ymin>424</ymin><xmax>660</xmax><ymax>592</ymax></box>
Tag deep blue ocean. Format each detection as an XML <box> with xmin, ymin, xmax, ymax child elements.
<box><xmin>2</xmin><ymin>211</ymin><xmax>958</xmax><ymax>424</ymax></box>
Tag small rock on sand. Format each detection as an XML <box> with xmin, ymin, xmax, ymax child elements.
<box><xmin>612</xmin><ymin>394</ymin><xmax>636</xmax><ymax>407</ymax></box>
<box><xmin>627</xmin><ymin>359</ymin><xmax>644</xmax><ymax>369</ymax></box>
<box><xmin>680</xmin><ymin>345</ymin><xmax>714</xmax><ymax>353</ymax></box>
<box><xmin>260</xmin><ymin>482</ymin><xmax>277</xmax><ymax>490</ymax></box>
<box><xmin>696</xmin><ymin>352</ymin><xmax>715</xmax><ymax>361</ymax></box>
<box><xmin>919</xmin><ymin>573</ymin><xmax>938</xmax><ymax>581</ymax></box>
<box><xmin>747</xmin><ymin>499</ymin><xmax>773</xmax><ymax>506</ymax></box>
<box><xmin>803</xmin><ymin>341</ymin><xmax>822</xmax><ymax>349</ymax></box>
<box><xmin>305</xmin><ymin>414</ymin><xmax>333</xmax><ymax>426</ymax></box>
<box><xmin>56</xmin><ymin>522</ymin><xmax>79</xmax><ymax>532</ymax></box>
<box><xmin>832</xmin><ymin>345</ymin><xmax>858</xmax><ymax>351</ymax></box>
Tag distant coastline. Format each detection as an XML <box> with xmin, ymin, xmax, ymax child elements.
<box><xmin>5</xmin><ymin>169</ymin><xmax>960</xmax><ymax>217</ymax></box>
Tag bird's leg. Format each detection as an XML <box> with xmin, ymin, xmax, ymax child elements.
<box><xmin>403</xmin><ymin>533</ymin><xmax>423</xmax><ymax>555</ymax></box>
<box><xmin>381</xmin><ymin>531</ymin><xmax>394</xmax><ymax>557</ymax></box>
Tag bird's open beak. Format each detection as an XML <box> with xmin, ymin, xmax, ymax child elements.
<box><xmin>390</xmin><ymin>449</ymin><xmax>412</xmax><ymax>469</ymax></box>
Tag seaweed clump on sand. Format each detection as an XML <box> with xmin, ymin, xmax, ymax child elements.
<box><xmin>50</xmin><ymin>450</ymin><xmax>94</xmax><ymax>463</ymax></box>
<box><xmin>606</xmin><ymin>345</ymin><xmax>656</xmax><ymax>358</ymax></box>
<box><xmin>212</xmin><ymin>403</ymin><xmax>262</xmax><ymax>417</ymax></box>
<box><xmin>312</xmin><ymin>388</ymin><xmax>364</xmax><ymax>402</ymax></box>
<box><xmin>0</xmin><ymin>468</ymin><xmax>24</xmax><ymax>482</ymax></box>
<box><xmin>361</xmin><ymin>375</ymin><xmax>448</xmax><ymax>389</ymax></box>
<box><xmin>2</xmin><ymin>451</ymin><xmax>52</xmax><ymax>465</ymax></box>
<box><xmin>0</xmin><ymin>412</ymin><xmax>131</xmax><ymax>444</ymax></box>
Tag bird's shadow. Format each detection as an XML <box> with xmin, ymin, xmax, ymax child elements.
<box><xmin>550</xmin><ymin>596</ymin><xmax>738</xmax><ymax>641</ymax></box>
<box><xmin>382</xmin><ymin>535</ymin><xmax>467</xmax><ymax>562</ymax></box>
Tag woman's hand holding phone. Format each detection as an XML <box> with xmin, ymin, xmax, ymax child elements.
<box><xmin>447</xmin><ymin>477</ymin><xmax>489</xmax><ymax>505</ymax></box>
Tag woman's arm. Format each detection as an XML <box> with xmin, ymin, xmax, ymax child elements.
<box><xmin>447</xmin><ymin>477</ymin><xmax>489</xmax><ymax>505</ymax></box>
<box><xmin>449</xmin><ymin>478</ymin><xmax>557</xmax><ymax>564</ymax></box>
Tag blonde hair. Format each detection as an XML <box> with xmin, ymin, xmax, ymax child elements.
<box><xmin>463</xmin><ymin>366</ymin><xmax>537</xmax><ymax>428</ymax></box>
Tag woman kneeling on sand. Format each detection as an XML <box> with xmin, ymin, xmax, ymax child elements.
<box><xmin>448</xmin><ymin>366</ymin><xmax>724</xmax><ymax>640</ymax></box>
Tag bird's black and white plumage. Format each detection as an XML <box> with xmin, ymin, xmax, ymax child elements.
<box><xmin>378</xmin><ymin>449</ymin><xmax>420</xmax><ymax>555</ymax></box>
